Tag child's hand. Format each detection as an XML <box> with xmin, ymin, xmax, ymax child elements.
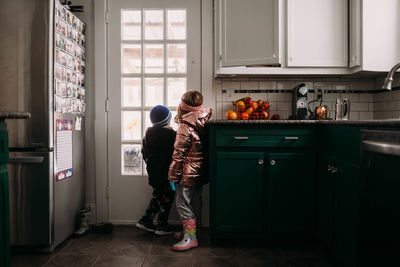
<box><xmin>170</xmin><ymin>181</ymin><xmax>176</xmax><ymax>191</ymax></box>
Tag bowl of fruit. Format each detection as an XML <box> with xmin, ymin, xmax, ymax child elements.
<box><xmin>226</xmin><ymin>97</ymin><xmax>270</xmax><ymax>120</ymax></box>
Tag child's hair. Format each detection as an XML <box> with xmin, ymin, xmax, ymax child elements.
<box><xmin>174</xmin><ymin>90</ymin><xmax>203</xmax><ymax>123</ymax></box>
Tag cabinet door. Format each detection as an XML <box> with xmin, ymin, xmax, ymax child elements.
<box><xmin>349</xmin><ymin>0</ymin><xmax>361</xmax><ymax>68</ymax></box>
<box><xmin>216</xmin><ymin>0</ymin><xmax>279</xmax><ymax>67</ymax></box>
<box><xmin>0</xmin><ymin>165</ymin><xmax>10</xmax><ymax>267</ymax></box>
<box><xmin>317</xmin><ymin>154</ymin><xmax>335</xmax><ymax>249</ymax></box>
<box><xmin>214</xmin><ymin>152</ymin><xmax>264</xmax><ymax>233</ymax></box>
<box><xmin>333</xmin><ymin>160</ymin><xmax>360</xmax><ymax>267</ymax></box>
<box><xmin>287</xmin><ymin>0</ymin><xmax>348</xmax><ymax>67</ymax></box>
<box><xmin>266</xmin><ymin>153</ymin><xmax>316</xmax><ymax>236</ymax></box>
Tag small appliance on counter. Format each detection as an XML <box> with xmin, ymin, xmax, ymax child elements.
<box><xmin>335</xmin><ymin>99</ymin><xmax>350</xmax><ymax>120</ymax></box>
<box><xmin>290</xmin><ymin>83</ymin><xmax>309</xmax><ymax>120</ymax></box>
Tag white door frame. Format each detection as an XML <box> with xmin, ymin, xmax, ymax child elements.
<box><xmin>93</xmin><ymin>0</ymin><xmax>214</xmax><ymax>224</ymax></box>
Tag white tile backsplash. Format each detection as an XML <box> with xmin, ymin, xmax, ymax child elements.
<box><xmin>214</xmin><ymin>77</ymin><xmax>379</xmax><ymax>121</ymax></box>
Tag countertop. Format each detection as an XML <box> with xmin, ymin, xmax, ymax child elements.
<box><xmin>0</xmin><ymin>112</ymin><xmax>31</xmax><ymax>120</ymax></box>
<box><xmin>209</xmin><ymin>119</ymin><xmax>400</xmax><ymax>127</ymax></box>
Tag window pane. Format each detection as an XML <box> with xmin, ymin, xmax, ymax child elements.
<box><xmin>167</xmin><ymin>78</ymin><xmax>186</xmax><ymax>107</ymax></box>
<box><xmin>145</xmin><ymin>111</ymin><xmax>152</xmax><ymax>131</ymax></box>
<box><xmin>122</xmin><ymin>111</ymin><xmax>141</xmax><ymax>141</ymax></box>
<box><xmin>121</xmin><ymin>144</ymin><xmax>142</xmax><ymax>175</ymax></box>
<box><xmin>121</xmin><ymin>10</ymin><xmax>141</xmax><ymax>40</ymax></box>
<box><xmin>167</xmin><ymin>10</ymin><xmax>186</xmax><ymax>40</ymax></box>
<box><xmin>122</xmin><ymin>44</ymin><xmax>141</xmax><ymax>73</ymax></box>
<box><xmin>167</xmin><ymin>44</ymin><xmax>186</xmax><ymax>73</ymax></box>
<box><xmin>170</xmin><ymin>110</ymin><xmax>178</xmax><ymax>131</ymax></box>
<box><xmin>144</xmin><ymin>10</ymin><xmax>163</xmax><ymax>40</ymax></box>
<box><xmin>144</xmin><ymin>44</ymin><xmax>164</xmax><ymax>73</ymax></box>
<box><xmin>122</xmin><ymin>78</ymin><xmax>141</xmax><ymax>107</ymax></box>
<box><xmin>144</xmin><ymin>78</ymin><xmax>163</xmax><ymax>107</ymax></box>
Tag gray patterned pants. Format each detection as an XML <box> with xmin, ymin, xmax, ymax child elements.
<box><xmin>175</xmin><ymin>185</ymin><xmax>203</xmax><ymax>221</ymax></box>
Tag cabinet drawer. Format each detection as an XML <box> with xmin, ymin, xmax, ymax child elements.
<box><xmin>215</xmin><ymin>129</ymin><xmax>315</xmax><ymax>148</ymax></box>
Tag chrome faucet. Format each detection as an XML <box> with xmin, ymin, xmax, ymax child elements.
<box><xmin>382</xmin><ymin>62</ymin><xmax>400</xmax><ymax>90</ymax></box>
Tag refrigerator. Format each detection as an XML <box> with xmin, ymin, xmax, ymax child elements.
<box><xmin>0</xmin><ymin>0</ymin><xmax>86</xmax><ymax>252</ymax></box>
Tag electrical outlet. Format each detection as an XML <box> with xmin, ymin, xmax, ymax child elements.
<box><xmin>317</xmin><ymin>89</ymin><xmax>323</xmax><ymax>98</ymax></box>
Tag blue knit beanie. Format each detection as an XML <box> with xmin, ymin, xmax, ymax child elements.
<box><xmin>150</xmin><ymin>105</ymin><xmax>172</xmax><ymax>127</ymax></box>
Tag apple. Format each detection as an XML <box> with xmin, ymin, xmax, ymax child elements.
<box><xmin>272</xmin><ymin>114</ymin><xmax>280</xmax><ymax>120</ymax></box>
<box><xmin>262</xmin><ymin>111</ymin><xmax>268</xmax><ymax>119</ymax></box>
<box><xmin>245</xmin><ymin>98</ymin><xmax>253</xmax><ymax>106</ymax></box>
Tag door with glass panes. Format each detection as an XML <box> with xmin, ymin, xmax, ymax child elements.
<box><xmin>108</xmin><ymin>0</ymin><xmax>201</xmax><ymax>222</ymax></box>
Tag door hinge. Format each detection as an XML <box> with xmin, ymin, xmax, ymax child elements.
<box><xmin>106</xmin><ymin>186</ymin><xmax>110</xmax><ymax>199</ymax></box>
<box><xmin>105</xmin><ymin>10</ymin><xmax>110</xmax><ymax>24</ymax></box>
<box><xmin>105</xmin><ymin>98</ymin><xmax>109</xmax><ymax>112</ymax></box>
<box><xmin>219</xmin><ymin>54</ymin><xmax>222</xmax><ymax>61</ymax></box>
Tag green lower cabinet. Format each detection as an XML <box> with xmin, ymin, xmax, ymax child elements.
<box><xmin>213</xmin><ymin>151</ymin><xmax>264</xmax><ymax>236</ymax></box>
<box><xmin>0</xmin><ymin>127</ymin><xmax>9</xmax><ymax>267</ymax></box>
<box><xmin>317</xmin><ymin>155</ymin><xmax>335</xmax><ymax>248</ymax></box>
<box><xmin>265</xmin><ymin>153</ymin><xmax>316</xmax><ymax>237</ymax></box>
<box><xmin>333</xmin><ymin>160</ymin><xmax>360</xmax><ymax>267</ymax></box>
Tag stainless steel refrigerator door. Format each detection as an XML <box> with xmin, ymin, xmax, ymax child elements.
<box><xmin>0</xmin><ymin>0</ymin><xmax>54</xmax><ymax>149</ymax></box>
<box><xmin>53</xmin><ymin>113</ymin><xmax>85</xmax><ymax>247</ymax></box>
<box><xmin>8</xmin><ymin>151</ymin><xmax>53</xmax><ymax>246</ymax></box>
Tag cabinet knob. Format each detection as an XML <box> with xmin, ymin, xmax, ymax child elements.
<box><xmin>327</xmin><ymin>165</ymin><xmax>333</xmax><ymax>171</ymax></box>
<box><xmin>331</xmin><ymin>167</ymin><xmax>338</xmax><ymax>174</ymax></box>
<box><xmin>258</xmin><ymin>159</ymin><xmax>264</xmax><ymax>165</ymax></box>
<box><xmin>270</xmin><ymin>160</ymin><xmax>275</xmax><ymax>166</ymax></box>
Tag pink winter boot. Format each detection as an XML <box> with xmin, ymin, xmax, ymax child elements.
<box><xmin>173</xmin><ymin>217</ymin><xmax>201</xmax><ymax>240</ymax></box>
<box><xmin>172</xmin><ymin>219</ymin><xmax>198</xmax><ymax>251</ymax></box>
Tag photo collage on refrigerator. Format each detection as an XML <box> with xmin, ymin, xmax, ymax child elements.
<box><xmin>54</xmin><ymin>0</ymin><xmax>86</xmax><ymax>115</ymax></box>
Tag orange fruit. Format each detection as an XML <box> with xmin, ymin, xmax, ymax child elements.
<box><xmin>251</xmin><ymin>102</ymin><xmax>258</xmax><ymax>110</ymax></box>
<box><xmin>236</xmin><ymin>100</ymin><xmax>245</xmax><ymax>112</ymax></box>
<box><xmin>240</xmin><ymin>112</ymin><xmax>249</xmax><ymax>120</ymax></box>
<box><xmin>225</xmin><ymin>110</ymin><xmax>237</xmax><ymax>120</ymax></box>
<box><xmin>262</xmin><ymin>111</ymin><xmax>269</xmax><ymax>119</ymax></box>
<box><xmin>245</xmin><ymin>107</ymin><xmax>253</xmax><ymax>114</ymax></box>
<box><xmin>257</xmin><ymin>99</ymin><xmax>264</xmax><ymax>106</ymax></box>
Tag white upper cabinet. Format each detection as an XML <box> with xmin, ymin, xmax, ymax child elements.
<box><xmin>287</xmin><ymin>0</ymin><xmax>348</xmax><ymax>67</ymax></box>
<box><xmin>351</xmin><ymin>0</ymin><xmax>400</xmax><ymax>72</ymax></box>
<box><xmin>215</xmin><ymin>0</ymin><xmax>279</xmax><ymax>67</ymax></box>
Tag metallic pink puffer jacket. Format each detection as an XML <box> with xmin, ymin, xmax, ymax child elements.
<box><xmin>168</xmin><ymin>109</ymin><xmax>212</xmax><ymax>187</ymax></box>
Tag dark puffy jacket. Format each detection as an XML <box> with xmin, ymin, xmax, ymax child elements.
<box><xmin>142</xmin><ymin>126</ymin><xmax>176</xmax><ymax>188</ymax></box>
<box><xmin>168</xmin><ymin>109</ymin><xmax>212</xmax><ymax>187</ymax></box>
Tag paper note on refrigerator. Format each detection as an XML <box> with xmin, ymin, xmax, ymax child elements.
<box><xmin>56</xmin><ymin>120</ymin><xmax>73</xmax><ymax>181</ymax></box>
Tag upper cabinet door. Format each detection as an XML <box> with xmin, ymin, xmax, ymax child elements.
<box><xmin>349</xmin><ymin>0</ymin><xmax>361</xmax><ymax>68</ymax></box>
<box><xmin>217</xmin><ymin>0</ymin><xmax>279</xmax><ymax>67</ymax></box>
<box><xmin>287</xmin><ymin>0</ymin><xmax>348</xmax><ymax>67</ymax></box>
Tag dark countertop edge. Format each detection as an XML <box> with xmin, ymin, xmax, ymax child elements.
<box><xmin>0</xmin><ymin>112</ymin><xmax>31</xmax><ymax>119</ymax></box>
<box><xmin>208</xmin><ymin>119</ymin><xmax>400</xmax><ymax>127</ymax></box>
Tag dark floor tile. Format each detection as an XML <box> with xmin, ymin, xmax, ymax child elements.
<box><xmin>238</xmin><ymin>258</ymin><xmax>290</xmax><ymax>267</ymax></box>
<box><xmin>235</xmin><ymin>246</ymin><xmax>282</xmax><ymax>259</ymax></box>
<box><xmin>287</xmin><ymin>257</ymin><xmax>335</xmax><ymax>267</ymax></box>
<box><xmin>280</xmin><ymin>244</ymin><xmax>329</xmax><ymax>259</ymax></box>
<box><xmin>43</xmin><ymin>254</ymin><xmax>99</xmax><ymax>267</ymax></box>
<box><xmin>193</xmin><ymin>245</ymin><xmax>237</xmax><ymax>257</ymax></box>
<box><xmin>113</xmin><ymin>227</ymin><xmax>156</xmax><ymax>242</ymax></box>
<box><xmin>104</xmin><ymin>240</ymin><xmax>150</xmax><ymax>257</ymax></box>
<box><xmin>142</xmin><ymin>255</ymin><xmax>193</xmax><ymax>267</ymax></box>
<box><xmin>147</xmin><ymin>243</ymin><xmax>193</xmax><ymax>257</ymax></box>
<box><xmin>93</xmin><ymin>255</ymin><xmax>145</xmax><ymax>267</ymax></box>
<box><xmin>59</xmin><ymin>238</ymin><xmax>110</xmax><ymax>256</ymax></box>
<box><xmin>193</xmin><ymin>256</ymin><xmax>241</xmax><ymax>267</ymax></box>
<box><xmin>11</xmin><ymin>254</ymin><xmax>55</xmax><ymax>267</ymax></box>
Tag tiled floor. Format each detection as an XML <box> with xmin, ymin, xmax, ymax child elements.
<box><xmin>11</xmin><ymin>226</ymin><xmax>335</xmax><ymax>267</ymax></box>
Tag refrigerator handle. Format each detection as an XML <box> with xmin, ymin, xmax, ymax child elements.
<box><xmin>9</xmin><ymin>156</ymin><xmax>45</xmax><ymax>164</ymax></box>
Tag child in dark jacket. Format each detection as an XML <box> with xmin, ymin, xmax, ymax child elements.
<box><xmin>136</xmin><ymin>105</ymin><xmax>176</xmax><ymax>235</ymax></box>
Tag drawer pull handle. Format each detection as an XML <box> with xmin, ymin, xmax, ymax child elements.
<box><xmin>233</xmin><ymin>136</ymin><xmax>249</xmax><ymax>140</ymax></box>
<box><xmin>284</xmin><ymin>136</ymin><xmax>299</xmax><ymax>140</ymax></box>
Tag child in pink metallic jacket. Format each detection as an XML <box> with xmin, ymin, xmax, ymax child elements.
<box><xmin>168</xmin><ymin>90</ymin><xmax>212</xmax><ymax>251</ymax></box>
